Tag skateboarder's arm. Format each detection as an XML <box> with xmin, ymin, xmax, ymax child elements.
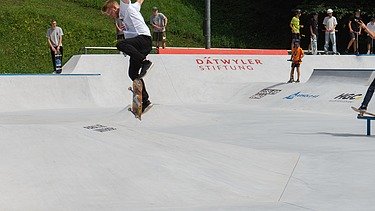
<box><xmin>136</xmin><ymin>0</ymin><xmax>144</xmax><ymax>5</ymax></box>
<box><xmin>47</xmin><ymin>38</ymin><xmax>57</xmax><ymax>52</ymax></box>
<box><xmin>57</xmin><ymin>35</ymin><xmax>63</xmax><ymax>51</ymax></box>
<box><xmin>358</xmin><ymin>20</ymin><xmax>375</xmax><ymax>39</ymax></box>
<box><xmin>163</xmin><ymin>14</ymin><xmax>168</xmax><ymax>27</ymax></box>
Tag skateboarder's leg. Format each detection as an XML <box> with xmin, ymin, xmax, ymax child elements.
<box><xmin>116</xmin><ymin>36</ymin><xmax>150</xmax><ymax>63</ymax></box>
<box><xmin>128</xmin><ymin>57</ymin><xmax>142</xmax><ymax>80</ymax></box>
<box><xmin>59</xmin><ymin>46</ymin><xmax>63</xmax><ymax>60</ymax></box>
<box><xmin>296</xmin><ymin>65</ymin><xmax>301</xmax><ymax>81</ymax></box>
<box><xmin>361</xmin><ymin>78</ymin><xmax>375</xmax><ymax>109</ymax></box>
<box><xmin>128</xmin><ymin>58</ymin><xmax>149</xmax><ymax>104</ymax></box>
<box><xmin>50</xmin><ymin>47</ymin><xmax>56</xmax><ymax>71</ymax></box>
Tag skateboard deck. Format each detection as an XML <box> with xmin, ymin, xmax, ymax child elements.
<box><xmin>351</xmin><ymin>106</ymin><xmax>375</xmax><ymax>117</ymax></box>
<box><xmin>128</xmin><ymin>79</ymin><xmax>143</xmax><ymax>120</ymax></box>
<box><xmin>55</xmin><ymin>52</ymin><xmax>62</xmax><ymax>74</ymax></box>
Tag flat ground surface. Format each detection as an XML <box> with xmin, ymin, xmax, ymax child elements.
<box><xmin>1</xmin><ymin>104</ymin><xmax>374</xmax><ymax>210</ymax></box>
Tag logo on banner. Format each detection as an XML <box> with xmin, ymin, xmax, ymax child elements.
<box><xmin>195</xmin><ymin>57</ymin><xmax>264</xmax><ymax>71</ymax></box>
<box><xmin>250</xmin><ymin>88</ymin><xmax>282</xmax><ymax>99</ymax></box>
<box><xmin>329</xmin><ymin>93</ymin><xmax>362</xmax><ymax>103</ymax></box>
<box><xmin>284</xmin><ymin>92</ymin><xmax>319</xmax><ymax>100</ymax></box>
<box><xmin>84</xmin><ymin>124</ymin><xmax>117</xmax><ymax>133</ymax></box>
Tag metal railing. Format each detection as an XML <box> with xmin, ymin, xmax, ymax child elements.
<box><xmin>82</xmin><ymin>47</ymin><xmax>121</xmax><ymax>54</ymax></box>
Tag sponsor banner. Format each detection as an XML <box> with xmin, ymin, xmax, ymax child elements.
<box><xmin>250</xmin><ymin>88</ymin><xmax>282</xmax><ymax>99</ymax></box>
<box><xmin>284</xmin><ymin>92</ymin><xmax>319</xmax><ymax>100</ymax></box>
<box><xmin>195</xmin><ymin>56</ymin><xmax>264</xmax><ymax>71</ymax></box>
<box><xmin>329</xmin><ymin>93</ymin><xmax>362</xmax><ymax>103</ymax></box>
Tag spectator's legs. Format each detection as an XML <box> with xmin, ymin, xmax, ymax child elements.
<box><xmin>311</xmin><ymin>36</ymin><xmax>318</xmax><ymax>55</ymax></box>
<box><xmin>50</xmin><ymin>47</ymin><xmax>56</xmax><ymax>71</ymax></box>
<box><xmin>324</xmin><ymin>32</ymin><xmax>330</xmax><ymax>53</ymax></box>
<box><xmin>331</xmin><ymin>33</ymin><xmax>337</xmax><ymax>53</ymax></box>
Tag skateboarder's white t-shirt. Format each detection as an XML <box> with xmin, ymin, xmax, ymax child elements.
<box><xmin>46</xmin><ymin>27</ymin><xmax>64</xmax><ymax>47</ymax></box>
<box><xmin>367</xmin><ymin>22</ymin><xmax>375</xmax><ymax>33</ymax></box>
<box><xmin>119</xmin><ymin>1</ymin><xmax>151</xmax><ymax>39</ymax></box>
<box><xmin>323</xmin><ymin>16</ymin><xmax>337</xmax><ymax>34</ymax></box>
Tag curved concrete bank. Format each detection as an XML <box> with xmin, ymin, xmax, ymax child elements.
<box><xmin>0</xmin><ymin>53</ymin><xmax>375</xmax><ymax>210</ymax></box>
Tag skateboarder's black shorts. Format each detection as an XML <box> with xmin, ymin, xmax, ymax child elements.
<box><xmin>349</xmin><ymin>31</ymin><xmax>359</xmax><ymax>39</ymax></box>
<box><xmin>291</xmin><ymin>63</ymin><xmax>300</xmax><ymax>68</ymax></box>
<box><xmin>367</xmin><ymin>36</ymin><xmax>374</xmax><ymax>44</ymax></box>
<box><xmin>152</xmin><ymin>32</ymin><xmax>166</xmax><ymax>42</ymax></box>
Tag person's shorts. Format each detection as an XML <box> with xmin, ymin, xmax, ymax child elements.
<box><xmin>291</xmin><ymin>62</ymin><xmax>301</xmax><ymax>68</ymax></box>
<box><xmin>153</xmin><ymin>32</ymin><xmax>166</xmax><ymax>42</ymax></box>
<box><xmin>291</xmin><ymin>33</ymin><xmax>300</xmax><ymax>42</ymax></box>
<box><xmin>367</xmin><ymin>36</ymin><xmax>374</xmax><ymax>44</ymax></box>
<box><xmin>349</xmin><ymin>32</ymin><xmax>359</xmax><ymax>39</ymax></box>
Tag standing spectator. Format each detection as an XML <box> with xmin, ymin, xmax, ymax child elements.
<box><xmin>46</xmin><ymin>19</ymin><xmax>64</xmax><ymax>73</ymax></box>
<box><xmin>366</xmin><ymin>17</ymin><xmax>375</xmax><ymax>54</ymax></box>
<box><xmin>287</xmin><ymin>39</ymin><xmax>304</xmax><ymax>83</ymax></box>
<box><xmin>345</xmin><ymin>9</ymin><xmax>362</xmax><ymax>54</ymax></box>
<box><xmin>323</xmin><ymin>9</ymin><xmax>338</xmax><ymax>54</ymax></box>
<box><xmin>150</xmin><ymin>7</ymin><xmax>168</xmax><ymax>50</ymax></box>
<box><xmin>309</xmin><ymin>12</ymin><xmax>319</xmax><ymax>55</ymax></box>
<box><xmin>290</xmin><ymin>9</ymin><xmax>303</xmax><ymax>50</ymax></box>
<box><xmin>115</xmin><ymin>18</ymin><xmax>125</xmax><ymax>41</ymax></box>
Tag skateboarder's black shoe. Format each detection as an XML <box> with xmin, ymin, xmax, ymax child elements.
<box><xmin>139</xmin><ymin>60</ymin><xmax>154</xmax><ymax>78</ymax></box>
<box><xmin>142</xmin><ymin>100</ymin><xmax>152</xmax><ymax>113</ymax></box>
<box><xmin>287</xmin><ymin>79</ymin><xmax>294</xmax><ymax>83</ymax></box>
<box><xmin>359</xmin><ymin>105</ymin><xmax>367</xmax><ymax>111</ymax></box>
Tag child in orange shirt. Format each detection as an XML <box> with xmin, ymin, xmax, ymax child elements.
<box><xmin>288</xmin><ymin>39</ymin><xmax>304</xmax><ymax>83</ymax></box>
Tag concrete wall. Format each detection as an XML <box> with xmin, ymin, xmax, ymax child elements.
<box><xmin>0</xmin><ymin>54</ymin><xmax>375</xmax><ymax>113</ymax></box>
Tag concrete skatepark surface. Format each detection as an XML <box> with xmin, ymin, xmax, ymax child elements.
<box><xmin>1</xmin><ymin>54</ymin><xmax>375</xmax><ymax>210</ymax></box>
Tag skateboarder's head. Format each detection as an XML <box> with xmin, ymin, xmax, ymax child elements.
<box><xmin>102</xmin><ymin>0</ymin><xmax>120</xmax><ymax>19</ymax></box>
<box><xmin>312</xmin><ymin>12</ymin><xmax>318</xmax><ymax>19</ymax></box>
<box><xmin>293</xmin><ymin>9</ymin><xmax>301</xmax><ymax>17</ymax></box>
<box><xmin>152</xmin><ymin>7</ymin><xmax>159</xmax><ymax>16</ymax></box>
<box><xmin>50</xmin><ymin>19</ymin><xmax>57</xmax><ymax>29</ymax></box>
<box><xmin>327</xmin><ymin>9</ymin><xmax>333</xmax><ymax>16</ymax></box>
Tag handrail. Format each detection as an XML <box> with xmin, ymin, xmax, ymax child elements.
<box><xmin>82</xmin><ymin>47</ymin><xmax>120</xmax><ymax>54</ymax></box>
<box><xmin>82</xmin><ymin>46</ymin><xmax>158</xmax><ymax>54</ymax></box>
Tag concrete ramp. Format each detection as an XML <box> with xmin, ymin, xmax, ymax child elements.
<box><xmin>307</xmin><ymin>69</ymin><xmax>375</xmax><ymax>85</ymax></box>
<box><xmin>2</xmin><ymin>53</ymin><xmax>375</xmax><ymax>210</ymax></box>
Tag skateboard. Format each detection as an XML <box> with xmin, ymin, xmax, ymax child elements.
<box><xmin>55</xmin><ymin>51</ymin><xmax>62</xmax><ymax>74</ymax></box>
<box><xmin>128</xmin><ymin>79</ymin><xmax>143</xmax><ymax>120</ymax></box>
<box><xmin>351</xmin><ymin>106</ymin><xmax>375</xmax><ymax>117</ymax></box>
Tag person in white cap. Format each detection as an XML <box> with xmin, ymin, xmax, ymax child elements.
<box><xmin>323</xmin><ymin>9</ymin><xmax>338</xmax><ymax>54</ymax></box>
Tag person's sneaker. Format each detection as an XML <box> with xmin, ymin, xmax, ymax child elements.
<box><xmin>287</xmin><ymin>79</ymin><xmax>294</xmax><ymax>83</ymax></box>
<box><xmin>295</xmin><ymin>79</ymin><xmax>300</xmax><ymax>83</ymax></box>
<box><xmin>142</xmin><ymin>100</ymin><xmax>152</xmax><ymax>113</ymax></box>
<box><xmin>359</xmin><ymin>106</ymin><xmax>367</xmax><ymax>111</ymax></box>
<box><xmin>139</xmin><ymin>60</ymin><xmax>154</xmax><ymax>78</ymax></box>
<box><xmin>344</xmin><ymin>49</ymin><xmax>349</xmax><ymax>54</ymax></box>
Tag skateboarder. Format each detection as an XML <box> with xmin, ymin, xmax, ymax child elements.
<box><xmin>287</xmin><ymin>39</ymin><xmax>304</xmax><ymax>83</ymax></box>
<box><xmin>356</xmin><ymin>20</ymin><xmax>375</xmax><ymax>111</ymax></box>
<box><xmin>102</xmin><ymin>0</ymin><xmax>153</xmax><ymax>112</ymax></box>
<box><xmin>46</xmin><ymin>19</ymin><xmax>64</xmax><ymax>73</ymax></box>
